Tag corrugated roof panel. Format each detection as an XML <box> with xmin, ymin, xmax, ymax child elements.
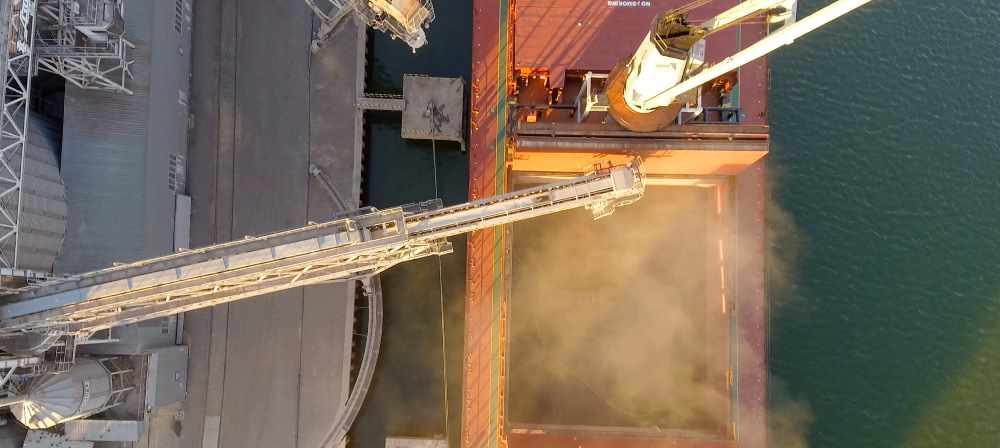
<box><xmin>56</xmin><ymin>0</ymin><xmax>183</xmax><ymax>274</ymax></box>
<box><xmin>18</xmin><ymin>114</ymin><xmax>68</xmax><ymax>273</ymax></box>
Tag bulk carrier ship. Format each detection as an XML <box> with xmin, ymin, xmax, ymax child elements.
<box><xmin>461</xmin><ymin>1</ymin><xmax>870</xmax><ymax>447</ymax></box>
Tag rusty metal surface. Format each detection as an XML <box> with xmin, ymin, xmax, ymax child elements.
<box><xmin>463</xmin><ymin>0</ymin><xmax>510</xmax><ymax>447</ymax></box>
<box><xmin>515</xmin><ymin>135</ymin><xmax>769</xmax><ymax>152</ymax></box>
<box><xmin>469</xmin><ymin>1</ymin><xmax>770</xmax><ymax>447</ymax></box>
<box><xmin>512</xmin><ymin>0</ymin><xmax>768</xmax><ymax>125</ymax></box>
<box><xmin>515</xmin><ymin>1</ymin><xmax>727</xmax><ymax>83</ymax></box>
<box><xmin>738</xmin><ymin>16</ymin><xmax>769</xmax><ymax>124</ymax></box>
<box><xmin>515</xmin><ymin>1</ymin><xmax>746</xmax><ymax>82</ymax></box>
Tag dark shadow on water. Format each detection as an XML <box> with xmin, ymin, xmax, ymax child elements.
<box><xmin>350</xmin><ymin>1</ymin><xmax>472</xmax><ymax>446</ymax></box>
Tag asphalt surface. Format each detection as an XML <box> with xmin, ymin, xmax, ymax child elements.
<box><xmin>178</xmin><ymin>0</ymin><xmax>365</xmax><ymax>447</ymax></box>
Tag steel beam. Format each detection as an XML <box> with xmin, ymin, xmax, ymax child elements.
<box><xmin>0</xmin><ymin>0</ymin><xmax>39</xmax><ymax>270</ymax></box>
<box><xmin>0</xmin><ymin>162</ymin><xmax>644</xmax><ymax>337</ymax></box>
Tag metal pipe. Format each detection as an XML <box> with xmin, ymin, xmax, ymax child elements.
<box><xmin>650</xmin><ymin>0</ymin><xmax>872</xmax><ymax>105</ymax></box>
<box><xmin>309</xmin><ymin>163</ymin><xmax>350</xmax><ymax>212</ymax></box>
<box><xmin>0</xmin><ymin>365</ymin><xmax>18</xmax><ymax>389</ymax></box>
<box><xmin>516</xmin><ymin>136</ymin><xmax>769</xmax><ymax>152</ymax></box>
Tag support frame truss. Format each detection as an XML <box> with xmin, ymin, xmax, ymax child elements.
<box><xmin>0</xmin><ymin>207</ymin><xmax>452</xmax><ymax>335</ymax></box>
<box><xmin>0</xmin><ymin>160</ymin><xmax>644</xmax><ymax>340</ymax></box>
<box><xmin>33</xmin><ymin>0</ymin><xmax>134</xmax><ymax>94</ymax></box>
<box><xmin>58</xmin><ymin>238</ymin><xmax>451</xmax><ymax>334</ymax></box>
<box><xmin>0</xmin><ymin>0</ymin><xmax>39</xmax><ymax>270</ymax></box>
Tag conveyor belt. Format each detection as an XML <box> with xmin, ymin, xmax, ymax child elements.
<box><xmin>0</xmin><ymin>159</ymin><xmax>644</xmax><ymax>337</ymax></box>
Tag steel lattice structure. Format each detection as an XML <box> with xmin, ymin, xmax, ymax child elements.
<box><xmin>34</xmin><ymin>0</ymin><xmax>133</xmax><ymax>93</ymax></box>
<box><xmin>0</xmin><ymin>0</ymin><xmax>39</xmax><ymax>270</ymax></box>
<box><xmin>0</xmin><ymin>0</ymin><xmax>132</xmax><ymax>272</ymax></box>
<box><xmin>0</xmin><ymin>160</ymin><xmax>644</xmax><ymax>339</ymax></box>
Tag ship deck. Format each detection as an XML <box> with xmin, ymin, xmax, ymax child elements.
<box><xmin>464</xmin><ymin>2</ymin><xmax>768</xmax><ymax>448</ymax></box>
<box><xmin>514</xmin><ymin>0</ymin><xmax>768</xmax><ymax>125</ymax></box>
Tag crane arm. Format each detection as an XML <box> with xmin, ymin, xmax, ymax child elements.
<box><xmin>607</xmin><ymin>0</ymin><xmax>872</xmax><ymax>132</ymax></box>
<box><xmin>650</xmin><ymin>0</ymin><xmax>871</xmax><ymax>106</ymax></box>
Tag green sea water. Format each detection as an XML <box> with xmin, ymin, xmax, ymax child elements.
<box><xmin>768</xmin><ymin>0</ymin><xmax>1000</xmax><ymax>446</ymax></box>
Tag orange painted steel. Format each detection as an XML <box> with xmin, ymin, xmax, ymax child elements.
<box><xmin>510</xmin><ymin>150</ymin><xmax>768</xmax><ymax>176</ymax></box>
<box><xmin>463</xmin><ymin>0</ymin><xmax>514</xmax><ymax>447</ymax></box>
<box><xmin>466</xmin><ymin>1</ymin><xmax>770</xmax><ymax>447</ymax></box>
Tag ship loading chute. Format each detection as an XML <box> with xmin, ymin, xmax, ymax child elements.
<box><xmin>606</xmin><ymin>0</ymin><xmax>873</xmax><ymax>131</ymax></box>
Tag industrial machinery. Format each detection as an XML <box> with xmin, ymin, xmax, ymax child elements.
<box><xmin>5</xmin><ymin>357</ymin><xmax>133</xmax><ymax>429</ymax></box>
<box><xmin>0</xmin><ymin>0</ymin><xmax>135</xmax><ymax>283</ymax></box>
<box><xmin>606</xmin><ymin>0</ymin><xmax>873</xmax><ymax>131</ymax></box>
<box><xmin>0</xmin><ymin>160</ymin><xmax>641</xmax><ymax>344</ymax></box>
<box><xmin>306</xmin><ymin>0</ymin><xmax>435</xmax><ymax>52</ymax></box>
<box><xmin>0</xmin><ymin>159</ymin><xmax>641</xmax><ymax>445</ymax></box>
<box><xmin>34</xmin><ymin>0</ymin><xmax>135</xmax><ymax>93</ymax></box>
<box><xmin>0</xmin><ymin>159</ymin><xmax>642</xmax><ymax>424</ymax></box>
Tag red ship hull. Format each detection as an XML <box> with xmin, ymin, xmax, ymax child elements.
<box><xmin>463</xmin><ymin>2</ymin><xmax>769</xmax><ymax>448</ymax></box>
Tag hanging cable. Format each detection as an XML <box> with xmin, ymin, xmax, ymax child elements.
<box><xmin>432</xmin><ymin>138</ymin><xmax>451</xmax><ymax>442</ymax></box>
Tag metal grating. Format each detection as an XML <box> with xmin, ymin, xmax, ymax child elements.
<box><xmin>173</xmin><ymin>0</ymin><xmax>182</xmax><ymax>33</ymax></box>
<box><xmin>168</xmin><ymin>153</ymin><xmax>185</xmax><ymax>193</ymax></box>
<box><xmin>34</xmin><ymin>0</ymin><xmax>134</xmax><ymax>93</ymax></box>
<box><xmin>42</xmin><ymin>333</ymin><xmax>76</xmax><ymax>372</ymax></box>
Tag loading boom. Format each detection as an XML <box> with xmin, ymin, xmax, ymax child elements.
<box><xmin>0</xmin><ymin>160</ymin><xmax>644</xmax><ymax>344</ymax></box>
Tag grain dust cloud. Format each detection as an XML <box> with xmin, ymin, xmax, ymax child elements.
<box><xmin>505</xmin><ymin>182</ymin><xmax>814</xmax><ymax>445</ymax></box>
